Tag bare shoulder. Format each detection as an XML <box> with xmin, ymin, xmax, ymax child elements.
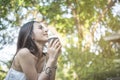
<box><xmin>18</xmin><ymin>48</ymin><xmax>31</xmax><ymax>57</ymax></box>
<box><xmin>17</xmin><ymin>48</ymin><xmax>37</xmax><ymax>60</ymax></box>
<box><xmin>17</xmin><ymin>48</ymin><xmax>37</xmax><ymax>64</ymax></box>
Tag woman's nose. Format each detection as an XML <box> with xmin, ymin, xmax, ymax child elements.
<box><xmin>44</xmin><ymin>27</ymin><xmax>48</xmax><ymax>32</ymax></box>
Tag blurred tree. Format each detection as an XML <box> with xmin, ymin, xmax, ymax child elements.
<box><xmin>0</xmin><ymin>0</ymin><xmax>120</xmax><ymax>80</ymax></box>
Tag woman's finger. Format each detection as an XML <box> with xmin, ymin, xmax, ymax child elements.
<box><xmin>56</xmin><ymin>44</ymin><xmax>62</xmax><ymax>52</ymax></box>
<box><xmin>48</xmin><ymin>39</ymin><xmax>54</xmax><ymax>47</ymax></box>
<box><xmin>52</xmin><ymin>39</ymin><xmax>59</xmax><ymax>47</ymax></box>
<box><xmin>54</xmin><ymin>41</ymin><xmax>60</xmax><ymax>49</ymax></box>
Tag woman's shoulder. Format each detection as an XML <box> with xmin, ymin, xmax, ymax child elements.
<box><xmin>18</xmin><ymin>48</ymin><xmax>30</xmax><ymax>56</ymax></box>
<box><xmin>17</xmin><ymin>48</ymin><xmax>36</xmax><ymax>59</ymax></box>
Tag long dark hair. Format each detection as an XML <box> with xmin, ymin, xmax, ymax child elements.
<box><xmin>15</xmin><ymin>21</ymin><xmax>39</xmax><ymax>57</ymax></box>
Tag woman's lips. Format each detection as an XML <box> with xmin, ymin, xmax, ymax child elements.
<box><xmin>44</xmin><ymin>34</ymin><xmax>48</xmax><ymax>36</ymax></box>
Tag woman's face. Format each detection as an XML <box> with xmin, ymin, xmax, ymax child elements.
<box><xmin>32</xmin><ymin>22</ymin><xmax>48</xmax><ymax>43</ymax></box>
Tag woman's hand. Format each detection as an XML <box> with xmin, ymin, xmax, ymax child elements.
<box><xmin>47</xmin><ymin>39</ymin><xmax>62</xmax><ymax>61</ymax></box>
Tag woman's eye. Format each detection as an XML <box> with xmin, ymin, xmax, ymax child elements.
<box><xmin>39</xmin><ymin>25</ymin><xmax>43</xmax><ymax>29</ymax></box>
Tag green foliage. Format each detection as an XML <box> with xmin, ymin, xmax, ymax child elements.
<box><xmin>0</xmin><ymin>0</ymin><xmax>120</xmax><ymax>80</ymax></box>
<box><xmin>0</xmin><ymin>66</ymin><xmax>6</xmax><ymax>80</ymax></box>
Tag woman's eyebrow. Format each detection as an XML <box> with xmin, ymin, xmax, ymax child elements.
<box><xmin>39</xmin><ymin>23</ymin><xmax>48</xmax><ymax>28</ymax></box>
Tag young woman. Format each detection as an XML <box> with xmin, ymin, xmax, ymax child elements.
<box><xmin>5</xmin><ymin>21</ymin><xmax>62</xmax><ymax>80</ymax></box>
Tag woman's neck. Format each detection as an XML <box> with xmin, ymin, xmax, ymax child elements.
<box><xmin>35</xmin><ymin>41</ymin><xmax>45</xmax><ymax>58</ymax></box>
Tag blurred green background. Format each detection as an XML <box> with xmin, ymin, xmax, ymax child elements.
<box><xmin>0</xmin><ymin>0</ymin><xmax>120</xmax><ymax>80</ymax></box>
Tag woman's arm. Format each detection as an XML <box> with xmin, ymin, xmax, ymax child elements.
<box><xmin>40</xmin><ymin>59</ymin><xmax>57</xmax><ymax>80</ymax></box>
<box><xmin>18</xmin><ymin>48</ymin><xmax>58</xmax><ymax>80</ymax></box>
<box><xmin>39</xmin><ymin>39</ymin><xmax>61</xmax><ymax>80</ymax></box>
<box><xmin>38</xmin><ymin>58</ymin><xmax>57</xmax><ymax>80</ymax></box>
<box><xmin>44</xmin><ymin>39</ymin><xmax>61</xmax><ymax>80</ymax></box>
<box><xmin>18</xmin><ymin>48</ymin><xmax>38</xmax><ymax>80</ymax></box>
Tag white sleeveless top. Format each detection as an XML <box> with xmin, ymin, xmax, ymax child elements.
<box><xmin>5</xmin><ymin>68</ymin><xmax>26</xmax><ymax>80</ymax></box>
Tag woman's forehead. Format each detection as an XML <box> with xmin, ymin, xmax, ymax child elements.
<box><xmin>33</xmin><ymin>22</ymin><xmax>47</xmax><ymax>28</ymax></box>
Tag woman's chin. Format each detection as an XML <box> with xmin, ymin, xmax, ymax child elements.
<box><xmin>43</xmin><ymin>39</ymin><xmax>49</xmax><ymax>43</ymax></box>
